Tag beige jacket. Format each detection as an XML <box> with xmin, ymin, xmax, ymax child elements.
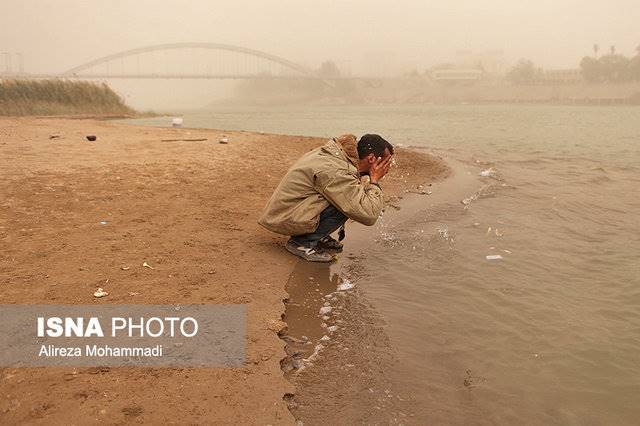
<box><xmin>258</xmin><ymin>134</ymin><xmax>384</xmax><ymax>236</ymax></box>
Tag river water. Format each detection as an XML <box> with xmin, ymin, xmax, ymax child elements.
<box><xmin>127</xmin><ymin>105</ymin><xmax>640</xmax><ymax>424</ymax></box>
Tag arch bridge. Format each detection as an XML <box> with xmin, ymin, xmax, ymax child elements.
<box><xmin>58</xmin><ymin>42</ymin><xmax>320</xmax><ymax>81</ymax></box>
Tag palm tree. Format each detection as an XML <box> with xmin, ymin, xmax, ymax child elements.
<box><xmin>593</xmin><ymin>44</ymin><xmax>600</xmax><ymax>58</ymax></box>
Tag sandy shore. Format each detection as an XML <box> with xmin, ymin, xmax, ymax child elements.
<box><xmin>0</xmin><ymin>116</ymin><xmax>448</xmax><ymax>424</ymax></box>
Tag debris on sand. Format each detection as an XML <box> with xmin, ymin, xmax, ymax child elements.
<box><xmin>49</xmin><ymin>134</ymin><xmax>60</xmax><ymax>140</ymax></box>
<box><xmin>93</xmin><ymin>287</ymin><xmax>109</xmax><ymax>298</ymax></box>
<box><xmin>86</xmin><ymin>135</ymin><xmax>97</xmax><ymax>141</ymax></box>
<box><xmin>161</xmin><ymin>138</ymin><xmax>207</xmax><ymax>142</ymax></box>
<box><xmin>407</xmin><ymin>188</ymin><xmax>432</xmax><ymax>195</ymax></box>
<box><xmin>219</xmin><ymin>136</ymin><xmax>229</xmax><ymax>144</ymax></box>
<box><xmin>486</xmin><ymin>254</ymin><xmax>503</xmax><ymax>261</ymax></box>
<box><xmin>142</xmin><ymin>261</ymin><xmax>154</xmax><ymax>269</ymax></box>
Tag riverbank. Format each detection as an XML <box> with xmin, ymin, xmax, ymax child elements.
<box><xmin>0</xmin><ymin>116</ymin><xmax>449</xmax><ymax>423</ymax></box>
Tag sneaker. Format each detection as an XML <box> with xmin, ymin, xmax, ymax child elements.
<box><xmin>318</xmin><ymin>236</ymin><xmax>344</xmax><ymax>252</ymax></box>
<box><xmin>285</xmin><ymin>240</ymin><xmax>334</xmax><ymax>262</ymax></box>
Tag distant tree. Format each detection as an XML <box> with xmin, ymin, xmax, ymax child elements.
<box><xmin>581</xmin><ymin>53</ymin><xmax>633</xmax><ymax>83</ymax></box>
<box><xmin>506</xmin><ymin>59</ymin><xmax>541</xmax><ymax>84</ymax></box>
<box><xmin>580</xmin><ymin>56</ymin><xmax>603</xmax><ymax>82</ymax></box>
<box><xmin>600</xmin><ymin>53</ymin><xmax>630</xmax><ymax>82</ymax></box>
<box><xmin>317</xmin><ymin>61</ymin><xmax>341</xmax><ymax>78</ymax></box>
<box><xmin>580</xmin><ymin>44</ymin><xmax>640</xmax><ymax>83</ymax></box>
<box><xmin>629</xmin><ymin>52</ymin><xmax>640</xmax><ymax>81</ymax></box>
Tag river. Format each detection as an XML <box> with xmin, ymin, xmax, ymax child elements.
<box><xmin>126</xmin><ymin>105</ymin><xmax>640</xmax><ymax>424</ymax></box>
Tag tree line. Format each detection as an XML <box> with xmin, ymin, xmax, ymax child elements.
<box><xmin>507</xmin><ymin>44</ymin><xmax>640</xmax><ymax>84</ymax></box>
<box><xmin>580</xmin><ymin>44</ymin><xmax>640</xmax><ymax>82</ymax></box>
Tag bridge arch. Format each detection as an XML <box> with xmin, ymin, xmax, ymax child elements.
<box><xmin>62</xmin><ymin>42</ymin><xmax>317</xmax><ymax>78</ymax></box>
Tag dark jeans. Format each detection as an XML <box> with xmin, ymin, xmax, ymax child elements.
<box><xmin>290</xmin><ymin>204</ymin><xmax>347</xmax><ymax>248</ymax></box>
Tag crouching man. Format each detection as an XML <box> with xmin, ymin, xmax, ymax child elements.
<box><xmin>258</xmin><ymin>134</ymin><xmax>393</xmax><ymax>262</ymax></box>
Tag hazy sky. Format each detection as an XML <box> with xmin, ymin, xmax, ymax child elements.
<box><xmin>2</xmin><ymin>1</ymin><xmax>637</xmax><ymax>109</ymax></box>
<box><xmin>2</xmin><ymin>0</ymin><xmax>639</xmax><ymax>74</ymax></box>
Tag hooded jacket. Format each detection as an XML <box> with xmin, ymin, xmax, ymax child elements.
<box><xmin>258</xmin><ymin>134</ymin><xmax>384</xmax><ymax>236</ymax></box>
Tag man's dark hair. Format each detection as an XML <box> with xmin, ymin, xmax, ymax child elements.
<box><xmin>357</xmin><ymin>134</ymin><xmax>394</xmax><ymax>159</ymax></box>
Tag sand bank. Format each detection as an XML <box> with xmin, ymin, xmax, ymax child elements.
<box><xmin>0</xmin><ymin>116</ymin><xmax>448</xmax><ymax>424</ymax></box>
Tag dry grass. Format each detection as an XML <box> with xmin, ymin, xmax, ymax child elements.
<box><xmin>0</xmin><ymin>79</ymin><xmax>135</xmax><ymax>116</ymax></box>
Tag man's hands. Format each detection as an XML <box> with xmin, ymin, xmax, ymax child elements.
<box><xmin>369</xmin><ymin>155</ymin><xmax>392</xmax><ymax>185</ymax></box>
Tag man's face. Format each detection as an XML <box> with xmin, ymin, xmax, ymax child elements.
<box><xmin>358</xmin><ymin>148</ymin><xmax>392</xmax><ymax>175</ymax></box>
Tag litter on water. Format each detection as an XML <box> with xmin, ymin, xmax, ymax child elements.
<box><xmin>319</xmin><ymin>306</ymin><xmax>332</xmax><ymax>315</ymax></box>
<box><xmin>337</xmin><ymin>279</ymin><xmax>354</xmax><ymax>291</ymax></box>
<box><xmin>479</xmin><ymin>168</ymin><xmax>495</xmax><ymax>177</ymax></box>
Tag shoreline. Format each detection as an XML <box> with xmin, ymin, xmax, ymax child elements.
<box><xmin>280</xmin><ymin>159</ymin><xmax>481</xmax><ymax>423</ymax></box>
<box><xmin>0</xmin><ymin>116</ymin><xmax>450</xmax><ymax>423</ymax></box>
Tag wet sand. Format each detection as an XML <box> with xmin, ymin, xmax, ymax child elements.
<box><xmin>0</xmin><ymin>117</ymin><xmax>449</xmax><ymax>424</ymax></box>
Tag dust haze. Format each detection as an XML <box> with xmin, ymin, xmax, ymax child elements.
<box><xmin>2</xmin><ymin>0</ymin><xmax>639</xmax><ymax>109</ymax></box>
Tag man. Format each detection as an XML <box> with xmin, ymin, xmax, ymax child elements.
<box><xmin>258</xmin><ymin>133</ymin><xmax>393</xmax><ymax>262</ymax></box>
